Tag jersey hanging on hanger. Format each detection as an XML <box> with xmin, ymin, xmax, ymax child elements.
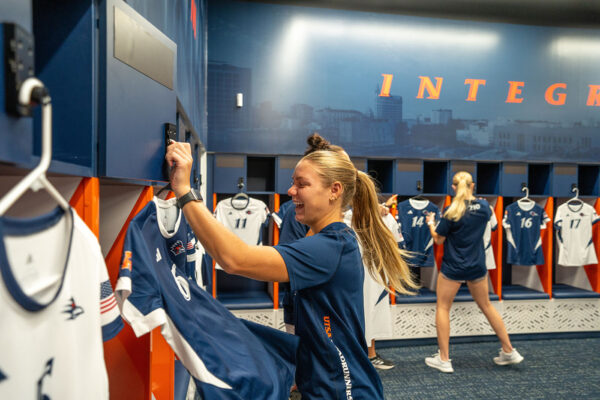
<box><xmin>116</xmin><ymin>198</ymin><xmax>298</xmax><ymax>400</ymax></box>
<box><xmin>214</xmin><ymin>197</ymin><xmax>269</xmax><ymax>270</ymax></box>
<box><xmin>503</xmin><ymin>201</ymin><xmax>550</xmax><ymax>265</ymax></box>
<box><xmin>214</xmin><ymin>197</ymin><xmax>269</xmax><ymax>246</ymax></box>
<box><xmin>397</xmin><ymin>199</ymin><xmax>440</xmax><ymax>266</ymax></box>
<box><xmin>484</xmin><ymin>212</ymin><xmax>498</xmax><ymax>270</ymax></box>
<box><xmin>554</xmin><ymin>202</ymin><xmax>600</xmax><ymax>266</ymax></box>
<box><xmin>0</xmin><ymin>207</ymin><xmax>122</xmax><ymax>399</ymax></box>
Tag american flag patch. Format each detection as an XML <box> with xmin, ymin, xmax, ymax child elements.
<box><xmin>100</xmin><ymin>280</ymin><xmax>117</xmax><ymax>314</ymax></box>
<box><xmin>186</xmin><ymin>239</ymin><xmax>195</xmax><ymax>250</ymax></box>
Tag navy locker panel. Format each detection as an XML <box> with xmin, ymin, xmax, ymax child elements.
<box><xmin>276</xmin><ymin>156</ymin><xmax>300</xmax><ymax>194</ymax></box>
<box><xmin>98</xmin><ymin>0</ymin><xmax>177</xmax><ymax>181</ymax></box>
<box><xmin>33</xmin><ymin>1</ymin><xmax>95</xmax><ymax>176</ymax></box>
<box><xmin>212</xmin><ymin>154</ymin><xmax>245</xmax><ymax>193</ymax></box>
<box><xmin>551</xmin><ymin>164</ymin><xmax>577</xmax><ymax>197</ymax></box>
<box><xmin>528</xmin><ymin>163</ymin><xmax>551</xmax><ymax>195</ymax></box>
<box><xmin>351</xmin><ymin>158</ymin><xmax>367</xmax><ymax>172</ymax></box>
<box><xmin>0</xmin><ymin>25</ymin><xmax>33</xmax><ymax>168</ymax></box>
<box><xmin>449</xmin><ymin>161</ymin><xmax>475</xmax><ymax>191</ymax></box>
<box><xmin>476</xmin><ymin>162</ymin><xmax>501</xmax><ymax>195</ymax></box>
<box><xmin>501</xmin><ymin>162</ymin><xmax>527</xmax><ymax>196</ymax></box>
<box><xmin>395</xmin><ymin>160</ymin><xmax>422</xmax><ymax>196</ymax></box>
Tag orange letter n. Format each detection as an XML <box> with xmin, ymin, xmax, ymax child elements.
<box><xmin>379</xmin><ymin>74</ymin><xmax>393</xmax><ymax>97</ymax></box>
<box><xmin>545</xmin><ymin>83</ymin><xmax>567</xmax><ymax>106</ymax></box>
<box><xmin>587</xmin><ymin>85</ymin><xmax>600</xmax><ymax>106</ymax></box>
<box><xmin>464</xmin><ymin>79</ymin><xmax>486</xmax><ymax>101</ymax></box>
<box><xmin>506</xmin><ymin>81</ymin><xmax>525</xmax><ymax>103</ymax></box>
<box><xmin>417</xmin><ymin>76</ymin><xmax>443</xmax><ymax>99</ymax></box>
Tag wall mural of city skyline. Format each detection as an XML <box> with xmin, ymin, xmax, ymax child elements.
<box><xmin>207</xmin><ymin>0</ymin><xmax>600</xmax><ymax>162</ymax></box>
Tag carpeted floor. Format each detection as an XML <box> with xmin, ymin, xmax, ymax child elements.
<box><xmin>376</xmin><ymin>338</ymin><xmax>600</xmax><ymax>399</ymax></box>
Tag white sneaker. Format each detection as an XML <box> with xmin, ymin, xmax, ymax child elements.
<box><xmin>493</xmin><ymin>348</ymin><xmax>524</xmax><ymax>365</ymax></box>
<box><xmin>425</xmin><ymin>351</ymin><xmax>454</xmax><ymax>373</ymax></box>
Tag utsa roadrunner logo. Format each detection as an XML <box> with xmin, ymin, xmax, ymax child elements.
<box><xmin>37</xmin><ymin>358</ymin><xmax>53</xmax><ymax>400</ymax></box>
<box><xmin>63</xmin><ymin>297</ymin><xmax>84</xmax><ymax>320</ymax></box>
<box><xmin>170</xmin><ymin>240</ymin><xmax>185</xmax><ymax>256</ymax></box>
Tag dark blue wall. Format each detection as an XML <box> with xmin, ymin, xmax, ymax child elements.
<box><xmin>207</xmin><ymin>0</ymin><xmax>600</xmax><ymax>162</ymax></box>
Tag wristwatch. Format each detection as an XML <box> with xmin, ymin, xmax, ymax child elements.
<box><xmin>176</xmin><ymin>189</ymin><xmax>203</xmax><ymax>209</ymax></box>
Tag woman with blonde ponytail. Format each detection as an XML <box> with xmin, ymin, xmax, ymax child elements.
<box><xmin>166</xmin><ymin>134</ymin><xmax>417</xmax><ymax>399</ymax></box>
<box><xmin>424</xmin><ymin>171</ymin><xmax>523</xmax><ymax>373</ymax></box>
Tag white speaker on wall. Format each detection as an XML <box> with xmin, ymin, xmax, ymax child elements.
<box><xmin>236</xmin><ymin>93</ymin><xmax>243</xmax><ymax>108</ymax></box>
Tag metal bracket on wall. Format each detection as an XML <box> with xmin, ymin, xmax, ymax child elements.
<box><xmin>3</xmin><ymin>23</ymin><xmax>35</xmax><ymax>116</ymax></box>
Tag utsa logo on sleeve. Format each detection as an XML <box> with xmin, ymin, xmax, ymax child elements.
<box><xmin>0</xmin><ymin>207</ymin><xmax>122</xmax><ymax>399</ymax></box>
<box><xmin>115</xmin><ymin>197</ymin><xmax>298</xmax><ymax>399</ymax></box>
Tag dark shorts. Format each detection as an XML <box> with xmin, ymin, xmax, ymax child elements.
<box><xmin>440</xmin><ymin>263</ymin><xmax>487</xmax><ymax>283</ymax></box>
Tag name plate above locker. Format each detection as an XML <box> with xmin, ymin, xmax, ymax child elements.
<box><xmin>114</xmin><ymin>7</ymin><xmax>174</xmax><ymax>90</ymax></box>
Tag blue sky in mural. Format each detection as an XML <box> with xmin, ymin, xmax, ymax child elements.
<box><xmin>208</xmin><ymin>0</ymin><xmax>600</xmax><ymax>161</ymax></box>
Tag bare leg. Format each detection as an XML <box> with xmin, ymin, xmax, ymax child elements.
<box><xmin>368</xmin><ymin>339</ymin><xmax>376</xmax><ymax>358</ymax></box>
<box><xmin>435</xmin><ymin>274</ymin><xmax>461</xmax><ymax>361</ymax></box>
<box><xmin>467</xmin><ymin>277</ymin><xmax>513</xmax><ymax>353</ymax></box>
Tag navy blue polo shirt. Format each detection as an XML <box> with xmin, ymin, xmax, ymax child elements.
<box><xmin>275</xmin><ymin>222</ymin><xmax>384</xmax><ymax>400</ymax></box>
<box><xmin>436</xmin><ymin>199</ymin><xmax>492</xmax><ymax>281</ymax></box>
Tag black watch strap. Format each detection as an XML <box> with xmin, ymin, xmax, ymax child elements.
<box><xmin>176</xmin><ymin>189</ymin><xmax>203</xmax><ymax>209</ymax></box>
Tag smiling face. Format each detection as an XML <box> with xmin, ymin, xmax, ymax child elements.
<box><xmin>288</xmin><ymin>159</ymin><xmax>342</xmax><ymax>232</ymax></box>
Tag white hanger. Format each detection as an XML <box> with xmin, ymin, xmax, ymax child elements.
<box><xmin>0</xmin><ymin>78</ymin><xmax>70</xmax><ymax>215</ymax></box>
<box><xmin>567</xmin><ymin>186</ymin><xmax>583</xmax><ymax>205</ymax></box>
<box><xmin>517</xmin><ymin>186</ymin><xmax>534</xmax><ymax>204</ymax></box>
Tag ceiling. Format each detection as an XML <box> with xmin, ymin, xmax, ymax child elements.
<box><xmin>246</xmin><ymin>0</ymin><xmax>600</xmax><ymax>27</ymax></box>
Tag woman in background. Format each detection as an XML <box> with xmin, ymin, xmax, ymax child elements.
<box><xmin>424</xmin><ymin>171</ymin><xmax>523</xmax><ymax>373</ymax></box>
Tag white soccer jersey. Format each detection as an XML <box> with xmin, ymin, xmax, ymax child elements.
<box><xmin>214</xmin><ymin>197</ymin><xmax>269</xmax><ymax>270</ymax></box>
<box><xmin>0</xmin><ymin>208</ymin><xmax>122</xmax><ymax>399</ymax></box>
<box><xmin>344</xmin><ymin>210</ymin><xmax>393</xmax><ymax>343</ymax></box>
<box><xmin>484</xmin><ymin>212</ymin><xmax>498</xmax><ymax>270</ymax></box>
<box><xmin>555</xmin><ymin>202</ymin><xmax>600</xmax><ymax>266</ymax></box>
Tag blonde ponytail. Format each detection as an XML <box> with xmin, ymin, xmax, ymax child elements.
<box><xmin>352</xmin><ymin>171</ymin><xmax>419</xmax><ymax>295</ymax></box>
<box><xmin>444</xmin><ymin>171</ymin><xmax>473</xmax><ymax>221</ymax></box>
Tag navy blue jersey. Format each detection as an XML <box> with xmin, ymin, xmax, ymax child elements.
<box><xmin>275</xmin><ymin>222</ymin><xmax>384</xmax><ymax>400</ymax></box>
<box><xmin>502</xmin><ymin>201</ymin><xmax>550</xmax><ymax>266</ymax></box>
<box><xmin>273</xmin><ymin>200</ymin><xmax>309</xmax><ymax>245</ymax></box>
<box><xmin>436</xmin><ymin>199</ymin><xmax>492</xmax><ymax>281</ymax></box>
<box><xmin>397</xmin><ymin>199</ymin><xmax>441</xmax><ymax>266</ymax></box>
<box><xmin>116</xmin><ymin>198</ymin><xmax>298</xmax><ymax>400</ymax></box>
<box><xmin>273</xmin><ymin>200</ymin><xmax>309</xmax><ymax>325</ymax></box>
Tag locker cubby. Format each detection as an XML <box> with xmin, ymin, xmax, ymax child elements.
<box><xmin>578</xmin><ymin>165</ymin><xmax>600</xmax><ymax>196</ymax></box>
<box><xmin>30</xmin><ymin>1</ymin><xmax>177</xmax><ymax>179</ymax></box>
<box><xmin>212</xmin><ymin>154</ymin><xmax>246</xmax><ymax>194</ymax></box>
<box><xmin>476</xmin><ymin>162</ymin><xmax>500</xmax><ymax>195</ymax></box>
<box><xmin>528</xmin><ymin>163</ymin><xmax>551</xmax><ymax>195</ymax></box>
<box><xmin>551</xmin><ymin>164</ymin><xmax>577</xmax><ymax>197</ymax></box>
<box><xmin>449</xmin><ymin>161</ymin><xmax>475</xmax><ymax>187</ymax></box>
<box><xmin>501</xmin><ymin>162</ymin><xmax>527</xmax><ymax>196</ymax></box>
<box><xmin>367</xmin><ymin>159</ymin><xmax>394</xmax><ymax>194</ymax></box>
<box><xmin>423</xmin><ymin>161</ymin><xmax>448</xmax><ymax>194</ymax></box>
<box><xmin>247</xmin><ymin>156</ymin><xmax>275</xmax><ymax>192</ymax></box>
<box><xmin>276</xmin><ymin>156</ymin><xmax>301</xmax><ymax>193</ymax></box>
<box><xmin>395</xmin><ymin>160</ymin><xmax>422</xmax><ymax>196</ymax></box>
<box><xmin>351</xmin><ymin>158</ymin><xmax>367</xmax><ymax>172</ymax></box>
<box><xmin>213</xmin><ymin>192</ymin><xmax>274</xmax><ymax>309</ymax></box>
<box><xmin>500</xmin><ymin>196</ymin><xmax>552</xmax><ymax>300</ymax></box>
